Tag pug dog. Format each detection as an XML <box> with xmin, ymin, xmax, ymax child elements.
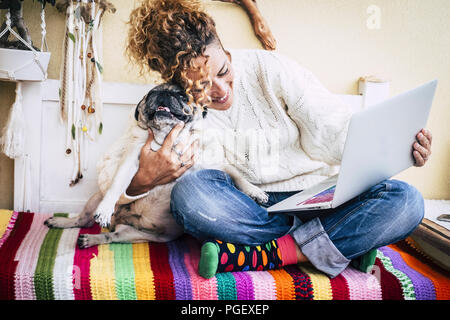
<box><xmin>44</xmin><ymin>83</ymin><xmax>269</xmax><ymax>248</ymax></box>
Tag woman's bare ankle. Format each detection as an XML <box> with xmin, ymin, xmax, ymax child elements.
<box><xmin>295</xmin><ymin>244</ymin><xmax>309</xmax><ymax>263</ymax></box>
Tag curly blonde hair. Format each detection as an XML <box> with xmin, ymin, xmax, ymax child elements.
<box><xmin>127</xmin><ymin>0</ymin><xmax>225</xmax><ymax>111</ymax></box>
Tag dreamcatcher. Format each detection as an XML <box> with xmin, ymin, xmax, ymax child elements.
<box><xmin>57</xmin><ymin>0</ymin><xmax>115</xmax><ymax>186</ymax></box>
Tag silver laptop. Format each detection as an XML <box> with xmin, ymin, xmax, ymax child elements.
<box><xmin>267</xmin><ymin>80</ymin><xmax>437</xmax><ymax>214</ymax></box>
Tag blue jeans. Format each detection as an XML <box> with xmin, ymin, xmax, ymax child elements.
<box><xmin>170</xmin><ymin>169</ymin><xmax>424</xmax><ymax>277</ymax></box>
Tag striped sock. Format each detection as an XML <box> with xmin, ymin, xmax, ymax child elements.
<box><xmin>198</xmin><ymin>235</ymin><xmax>298</xmax><ymax>279</ymax></box>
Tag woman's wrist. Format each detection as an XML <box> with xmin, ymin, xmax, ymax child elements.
<box><xmin>126</xmin><ymin>168</ymin><xmax>155</xmax><ymax>196</ymax></box>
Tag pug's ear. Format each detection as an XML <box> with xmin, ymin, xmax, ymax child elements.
<box><xmin>134</xmin><ymin>105</ymin><xmax>140</xmax><ymax>121</ymax></box>
<box><xmin>135</xmin><ymin>94</ymin><xmax>148</xmax><ymax>121</ymax></box>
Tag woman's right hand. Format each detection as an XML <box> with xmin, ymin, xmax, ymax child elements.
<box><xmin>126</xmin><ymin>123</ymin><xmax>199</xmax><ymax>196</ymax></box>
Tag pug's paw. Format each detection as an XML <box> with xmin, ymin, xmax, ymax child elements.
<box><xmin>77</xmin><ymin>234</ymin><xmax>101</xmax><ymax>249</ymax></box>
<box><xmin>44</xmin><ymin>216</ymin><xmax>69</xmax><ymax>229</ymax></box>
<box><xmin>241</xmin><ymin>183</ymin><xmax>269</xmax><ymax>204</ymax></box>
<box><xmin>93</xmin><ymin>201</ymin><xmax>115</xmax><ymax>228</ymax></box>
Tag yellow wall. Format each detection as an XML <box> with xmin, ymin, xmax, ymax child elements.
<box><xmin>0</xmin><ymin>0</ymin><xmax>449</xmax><ymax>209</ymax></box>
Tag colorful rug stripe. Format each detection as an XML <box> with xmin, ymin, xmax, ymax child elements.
<box><xmin>268</xmin><ymin>269</ymin><xmax>296</xmax><ymax>300</ymax></box>
<box><xmin>216</xmin><ymin>272</ymin><xmax>237</xmax><ymax>300</ymax></box>
<box><xmin>1</xmin><ymin>212</ymin><xmax>449</xmax><ymax>300</ymax></box>
<box><xmin>376</xmin><ymin>249</ymin><xmax>415</xmax><ymax>299</ymax></box>
<box><xmin>0</xmin><ymin>211</ymin><xmax>18</xmax><ymax>250</ymax></box>
<box><xmin>380</xmin><ymin>246</ymin><xmax>434</xmax><ymax>300</ymax></box>
<box><xmin>284</xmin><ymin>265</ymin><xmax>314</xmax><ymax>300</ymax></box>
<box><xmin>53</xmin><ymin>217</ymin><xmax>79</xmax><ymax>300</ymax></box>
<box><xmin>72</xmin><ymin>223</ymin><xmax>101</xmax><ymax>300</ymax></box>
<box><xmin>340</xmin><ymin>267</ymin><xmax>382</xmax><ymax>300</ymax></box>
<box><xmin>149</xmin><ymin>242</ymin><xmax>175</xmax><ymax>300</ymax></box>
<box><xmin>132</xmin><ymin>243</ymin><xmax>155</xmax><ymax>300</ymax></box>
<box><xmin>329</xmin><ymin>272</ymin><xmax>350</xmax><ymax>300</ymax></box>
<box><xmin>111</xmin><ymin>243</ymin><xmax>137</xmax><ymax>300</ymax></box>
<box><xmin>34</xmin><ymin>213</ymin><xmax>66</xmax><ymax>300</ymax></box>
<box><xmin>167</xmin><ymin>241</ymin><xmax>192</xmax><ymax>300</ymax></box>
<box><xmin>374</xmin><ymin>258</ymin><xmax>404</xmax><ymax>300</ymax></box>
<box><xmin>90</xmin><ymin>236</ymin><xmax>117</xmax><ymax>300</ymax></box>
<box><xmin>373</xmin><ymin>258</ymin><xmax>404</xmax><ymax>300</ymax></box>
<box><xmin>0</xmin><ymin>210</ymin><xmax>13</xmax><ymax>245</ymax></box>
<box><xmin>0</xmin><ymin>212</ymin><xmax>32</xmax><ymax>300</ymax></box>
<box><xmin>300</xmin><ymin>265</ymin><xmax>333</xmax><ymax>300</ymax></box>
<box><xmin>247</xmin><ymin>271</ymin><xmax>276</xmax><ymax>300</ymax></box>
<box><xmin>389</xmin><ymin>243</ymin><xmax>450</xmax><ymax>300</ymax></box>
<box><xmin>14</xmin><ymin>213</ymin><xmax>52</xmax><ymax>300</ymax></box>
<box><xmin>232</xmin><ymin>271</ymin><xmax>255</xmax><ymax>300</ymax></box>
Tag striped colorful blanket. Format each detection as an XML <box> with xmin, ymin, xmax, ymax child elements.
<box><xmin>1</xmin><ymin>210</ymin><xmax>449</xmax><ymax>300</ymax></box>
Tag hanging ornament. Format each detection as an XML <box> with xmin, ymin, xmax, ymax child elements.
<box><xmin>57</xmin><ymin>0</ymin><xmax>116</xmax><ymax>186</ymax></box>
<box><xmin>0</xmin><ymin>3</ymin><xmax>51</xmax><ymax>159</ymax></box>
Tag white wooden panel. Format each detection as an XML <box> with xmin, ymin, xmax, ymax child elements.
<box><xmin>39</xmin><ymin>100</ymin><xmax>132</xmax><ymax>212</ymax></box>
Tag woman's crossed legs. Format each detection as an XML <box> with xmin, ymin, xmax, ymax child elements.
<box><xmin>170</xmin><ymin>169</ymin><xmax>424</xmax><ymax>278</ymax></box>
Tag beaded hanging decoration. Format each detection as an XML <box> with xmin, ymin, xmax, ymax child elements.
<box><xmin>59</xmin><ymin>0</ymin><xmax>115</xmax><ymax>186</ymax></box>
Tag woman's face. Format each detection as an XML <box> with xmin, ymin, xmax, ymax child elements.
<box><xmin>186</xmin><ymin>45</ymin><xmax>234</xmax><ymax>111</ymax></box>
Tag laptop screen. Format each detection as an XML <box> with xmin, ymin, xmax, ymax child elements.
<box><xmin>297</xmin><ymin>186</ymin><xmax>336</xmax><ymax>206</ymax></box>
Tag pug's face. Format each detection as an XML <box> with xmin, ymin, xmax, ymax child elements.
<box><xmin>135</xmin><ymin>83</ymin><xmax>204</xmax><ymax>146</ymax></box>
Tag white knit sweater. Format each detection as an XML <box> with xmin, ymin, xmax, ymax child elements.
<box><xmin>199</xmin><ymin>49</ymin><xmax>353</xmax><ymax>192</ymax></box>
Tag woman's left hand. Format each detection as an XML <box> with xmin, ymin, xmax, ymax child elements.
<box><xmin>413</xmin><ymin>128</ymin><xmax>432</xmax><ymax>167</ymax></box>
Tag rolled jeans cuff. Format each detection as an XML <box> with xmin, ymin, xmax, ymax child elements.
<box><xmin>289</xmin><ymin>217</ymin><xmax>350</xmax><ymax>278</ymax></box>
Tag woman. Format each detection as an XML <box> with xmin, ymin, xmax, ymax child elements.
<box><xmin>123</xmin><ymin>0</ymin><xmax>432</xmax><ymax>279</ymax></box>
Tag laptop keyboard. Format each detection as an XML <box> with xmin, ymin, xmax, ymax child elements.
<box><xmin>297</xmin><ymin>186</ymin><xmax>336</xmax><ymax>206</ymax></box>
